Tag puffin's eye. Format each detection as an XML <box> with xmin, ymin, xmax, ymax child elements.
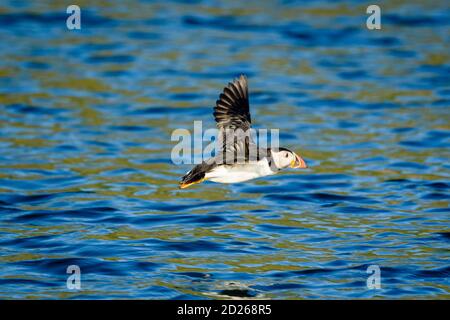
<box><xmin>285</xmin><ymin>153</ymin><xmax>289</xmax><ymax>158</ymax></box>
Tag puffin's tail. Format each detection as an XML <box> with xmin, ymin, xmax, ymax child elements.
<box><xmin>179</xmin><ymin>165</ymin><xmax>207</xmax><ymax>189</ymax></box>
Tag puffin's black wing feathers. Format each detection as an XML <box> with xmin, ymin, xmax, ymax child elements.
<box><xmin>213</xmin><ymin>75</ymin><xmax>260</xmax><ymax>164</ymax></box>
<box><xmin>213</xmin><ymin>75</ymin><xmax>251</xmax><ymax>131</ymax></box>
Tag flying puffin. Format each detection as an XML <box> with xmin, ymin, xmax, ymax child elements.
<box><xmin>179</xmin><ymin>75</ymin><xmax>307</xmax><ymax>189</ymax></box>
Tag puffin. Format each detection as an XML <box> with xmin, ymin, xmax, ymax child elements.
<box><xmin>179</xmin><ymin>75</ymin><xmax>307</xmax><ymax>189</ymax></box>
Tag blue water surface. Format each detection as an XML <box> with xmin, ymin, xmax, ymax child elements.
<box><xmin>0</xmin><ymin>0</ymin><xmax>449</xmax><ymax>299</ymax></box>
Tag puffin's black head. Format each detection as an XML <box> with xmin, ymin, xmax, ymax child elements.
<box><xmin>271</xmin><ymin>147</ymin><xmax>307</xmax><ymax>169</ymax></box>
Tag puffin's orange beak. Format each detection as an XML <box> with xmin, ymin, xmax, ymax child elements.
<box><xmin>290</xmin><ymin>153</ymin><xmax>307</xmax><ymax>169</ymax></box>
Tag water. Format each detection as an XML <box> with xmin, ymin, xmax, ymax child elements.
<box><xmin>0</xmin><ymin>0</ymin><xmax>449</xmax><ymax>299</ymax></box>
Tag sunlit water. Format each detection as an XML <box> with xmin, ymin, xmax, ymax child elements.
<box><xmin>0</xmin><ymin>1</ymin><xmax>449</xmax><ymax>299</ymax></box>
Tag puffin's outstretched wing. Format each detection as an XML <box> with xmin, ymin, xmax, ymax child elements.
<box><xmin>213</xmin><ymin>75</ymin><xmax>251</xmax><ymax>131</ymax></box>
<box><xmin>213</xmin><ymin>75</ymin><xmax>261</xmax><ymax>164</ymax></box>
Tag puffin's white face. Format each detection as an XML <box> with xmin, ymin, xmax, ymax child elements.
<box><xmin>271</xmin><ymin>149</ymin><xmax>307</xmax><ymax>170</ymax></box>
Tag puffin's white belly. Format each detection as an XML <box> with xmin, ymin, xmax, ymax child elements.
<box><xmin>205</xmin><ymin>159</ymin><xmax>274</xmax><ymax>183</ymax></box>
